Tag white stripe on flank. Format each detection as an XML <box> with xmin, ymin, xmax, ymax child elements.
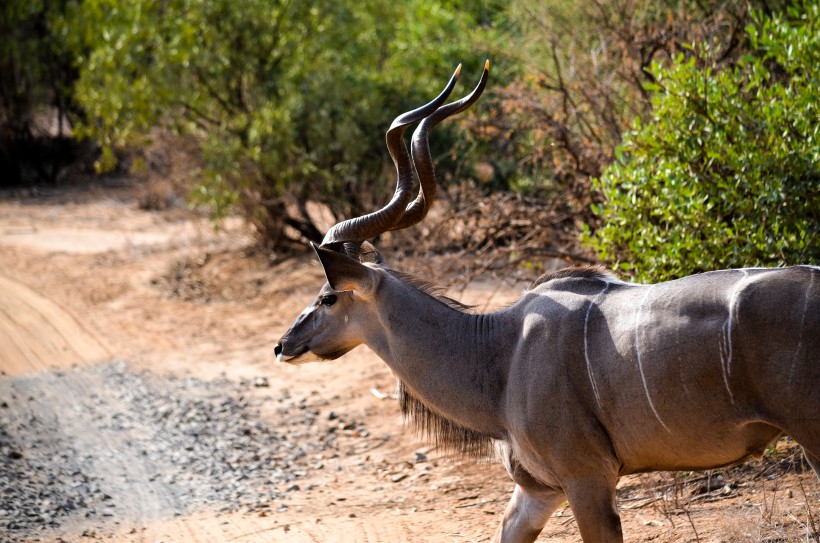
<box><xmin>720</xmin><ymin>270</ymin><xmax>748</xmax><ymax>402</ymax></box>
<box><xmin>584</xmin><ymin>282</ymin><xmax>610</xmax><ymax>410</ymax></box>
<box><xmin>633</xmin><ymin>285</ymin><xmax>671</xmax><ymax>433</ymax></box>
<box><xmin>790</xmin><ymin>270</ymin><xmax>815</xmax><ymax>383</ymax></box>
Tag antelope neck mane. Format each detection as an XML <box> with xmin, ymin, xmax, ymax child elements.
<box><xmin>389</xmin><ymin>265</ymin><xmax>618</xmax><ymax>308</ymax></box>
<box><xmin>385</xmin><ymin>269</ymin><xmax>474</xmax><ymax>312</ymax></box>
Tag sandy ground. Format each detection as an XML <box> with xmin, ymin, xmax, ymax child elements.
<box><xmin>0</xmin><ymin>181</ymin><xmax>817</xmax><ymax>543</ymax></box>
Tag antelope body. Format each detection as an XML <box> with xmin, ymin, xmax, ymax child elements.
<box><xmin>275</xmin><ymin>63</ymin><xmax>820</xmax><ymax>542</ymax></box>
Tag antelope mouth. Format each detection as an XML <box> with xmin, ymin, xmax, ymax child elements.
<box><xmin>275</xmin><ymin>343</ymin><xmax>312</xmax><ymax>364</ymax></box>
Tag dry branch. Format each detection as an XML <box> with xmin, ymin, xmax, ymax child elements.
<box><xmin>389</xmin><ymin>182</ymin><xmax>596</xmax><ymax>284</ymax></box>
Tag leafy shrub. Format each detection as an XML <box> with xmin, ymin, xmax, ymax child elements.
<box><xmin>67</xmin><ymin>0</ymin><xmax>493</xmax><ymax>250</ymax></box>
<box><xmin>467</xmin><ymin>0</ymin><xmax>757</xmax><ymax>217</ymax></box>
<box><xmin>585</xmin><ymin>5</ymin><xmax>819</xmax><ymax>281</ymax></box>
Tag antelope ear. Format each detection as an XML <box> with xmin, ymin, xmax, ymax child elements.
<box><xmin>313</xmin><ymin>243</ymin><xmax>378</xmax><ymax>294</ymax></box>
<box><xmin>359</xmin><ymin>241</ymin><xmax>388</xmax><ymax>267</ymax></box>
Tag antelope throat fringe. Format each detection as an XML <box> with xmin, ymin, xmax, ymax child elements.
<box><xmin>397</xmin><ymin>380</ymin><xmax>495</xmax><ymax>460</ymax></box>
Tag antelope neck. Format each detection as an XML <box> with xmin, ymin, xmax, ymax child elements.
<box><xmin>364</xmin><ymin>276</ymin><xmax>511</xmax><ymax>439</ymax></box>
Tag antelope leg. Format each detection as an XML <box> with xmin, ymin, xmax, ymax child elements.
<box><xmin>564</xmin><ymin>476</ymin><xmax>623</xmax><ymax>543</ymax></box>
<box><xmin>784</xmin><ymin>421</ymin><xmax>820</xmax><ymax>480</ymax></box>
<box><xmin>491</xmin><ymin>484</ymin><xmax>565</xmax><ymax>543</ymax></box>
<box><xmin>804</xmin><ymin>447</ymin><xmax>820</xmax><ymax>480</ymax></box>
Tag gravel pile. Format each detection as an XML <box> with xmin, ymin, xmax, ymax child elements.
<box><xmin>0</xmin><ymin>360</ymin><xmax>347</xmax><ymax>541</ymax></box>
<box><xmin>99</xmin><ymin>361</ymin><xmax>327</xmax><ymax>510</ymax></box>
<box><xmin>0</xmin><ymin>401</ymin><xmax>111</xmax><ymax>534</ymax></box>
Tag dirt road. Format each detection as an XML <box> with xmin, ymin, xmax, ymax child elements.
<box><xmin>0</xmin><ymin>182</ymin><xmax>817</xmax><ymax>542</ymax></box>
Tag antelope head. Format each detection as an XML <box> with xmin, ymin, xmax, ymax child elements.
<box><xmin>275</xmin><ymin>61</ymin><xmax>489</xmax><ymax>365</ymax></box>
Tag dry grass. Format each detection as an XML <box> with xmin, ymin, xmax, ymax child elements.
<box><xmin>614</xmin><ymin>440</ymin><xmax>820</xmax><ymax>543</ymax></box>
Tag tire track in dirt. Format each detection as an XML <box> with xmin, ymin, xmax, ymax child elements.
<box><xmin>1</xmin><ymin>366</ymin><xmax>184</xmax><ymax>541</ymax></box>
<box><xmin>0</xmin><ymin>272</ymin><xmax>110</xmax><ymax>376</ymax></box>
<box><xmin>0</xmin><ymin>360</ymin><xmax>315</xmax><ymax>541</ymax></box>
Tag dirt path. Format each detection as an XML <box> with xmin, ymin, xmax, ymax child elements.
<box><xmin>0</xmin><ymin>272</ymin><xmax>110</xmax><ymax>376</ymax></box>
<box><xmin>0</xmin><ymin>184</ymin><xmax>514</xmax><ymax>543</ymax></box>
<box><xmin>0</xmin><ymin>182</ymin><xmax>818</xmax><ymax>543</ymax></box>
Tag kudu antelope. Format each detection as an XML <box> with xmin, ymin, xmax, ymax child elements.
<box><xmin>275</xmin><ymin>62</ymin><xmax>820</xmax><ymax>542</ymax></box>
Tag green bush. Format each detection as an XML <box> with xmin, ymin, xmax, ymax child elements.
<box><xmin>585</xmin><ymin>5</ymin><xmax>819</xmax><ymax>282</ymax></box>
<box><xmin>67</xmin><ymin>0</ymin><xmax>493</xmax><ymax>249</ymax></box>
<box><xmin>467</xmin><ymin>0</ymin><xmax>759</xmax><ymax>213</ymax></box>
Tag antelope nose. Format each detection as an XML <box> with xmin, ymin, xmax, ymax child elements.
<box><xmin>274</xmin><ymin>342</ymin><xmax>283</xmax><ymax>357</ymax></box>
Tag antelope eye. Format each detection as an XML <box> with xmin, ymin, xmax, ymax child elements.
<box><xmin>320</xmin><ymin>294</ymin><xmax>337</xmax><ymax>307</ymax></box>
